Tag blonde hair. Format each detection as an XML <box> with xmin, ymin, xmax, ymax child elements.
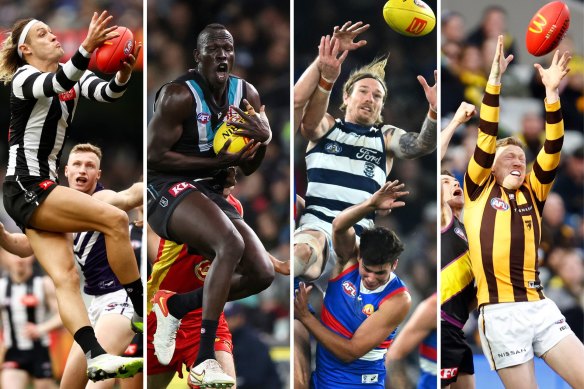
<box><xmin>495</xmin><ymin>137</ymin><xmax>525</xmax><ymax>151</ymax></box>
<box><xmin>0</xmin><ymin>18</ymin><xmax>33</xmax><ymax>85</ymax></box>
<box><xmin>70</xmin><ymin>143</ymin><xmax>103</xmax><ymax>160</ymax></box>
<box><xmin>340</xmin><ymin>55</ymin><xmax>389</xmax><ymax>124</ymax></box>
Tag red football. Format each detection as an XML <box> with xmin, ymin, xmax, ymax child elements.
<box><xmin>525</xmin><ymin>1</ymin><xmax>570</xmax><ymax>57</ymax></box>
<box><xmin>95</xmin><ymin>27</ymin><xmax>134</xmax><ymax>74</ymax></box>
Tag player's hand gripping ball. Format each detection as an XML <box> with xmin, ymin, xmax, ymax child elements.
<box><xmin>95</xmin><ymin>26</ymin><xmax>135</xmax><ymax>73</ymax></box>
<box><xmin>526</xmin><ymin>1</ymin><xmax>570</xmax><ymax>57</ymax></box>
<box><xmin>383</xmin><ymin>0</ymin><xmax>436</xmax><ymax>37</ymax></box>
<box><xmin>213</xmin><ymin>116</ymin><xmax>250</xmax><ymax>154</ymax></box>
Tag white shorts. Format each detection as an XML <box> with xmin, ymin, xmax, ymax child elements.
<box><xmin>294</xmin><ymin>222</ymin><xmax>337</xmax><ymax>293</ymax></box>
<box><xmin>478</xmin><ymin>299</ymin><xmax>573</xmax><ymax>370</ymax></box>
<box><xmin>87</xmin><ymin>289</ymin><xmax>134</xmax><ymax>326</ymax></box>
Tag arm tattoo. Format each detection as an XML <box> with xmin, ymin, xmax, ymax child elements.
<box><xmin>398</xmin><ymin>116</ymin><xmax>437</xmax><ymax>158</ymax></box>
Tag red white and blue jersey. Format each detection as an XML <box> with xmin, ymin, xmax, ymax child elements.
<box><xmin>312</xmin><ymin>263</ymin><xmax>407</xmax><ymax>388</ymax></box>
<box><xmin>417</xmin><ymin>329</ymin><xmax>437</xmax><ymax>389</ymax></box>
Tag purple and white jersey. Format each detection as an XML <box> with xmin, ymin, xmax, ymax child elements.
<box><xmin>73</xmin><ymin>183</ymin><xmax>121</xmax><ymax>296</ymax></box>
<box><xmin>312</xmin><ymin>263</ymin><xmax>407</xmax><ymax>388</ymax></box>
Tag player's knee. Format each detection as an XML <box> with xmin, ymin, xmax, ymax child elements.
<box><xmin>103</xmin><ymin>207</ymin><xmax>130</xmax><ymax>237</ymax></box>
<box><xmin>216</xmin><ymin>230</ymin><xmax>244</xmax><ymax>264</ymax></box>
<box><xmin>52</xmin><ymin>265</ymin><xmax>80</xmax><ymax>290</ymax></box>
<box><xmin>293</xmin><ymin>234</ymin><xmax>321</xmax><ymax>277</ymax></box>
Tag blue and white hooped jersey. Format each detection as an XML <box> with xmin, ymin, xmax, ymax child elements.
<box><xmin>312</xmin><ymin>264</ymin><xmax>407</xmax><ymax>388</ymax></box>
<box><xmin>73</xmin><ymin>183</ymin><xmax>122</xmax><ymax>296</ymax></box>
<box><xmin>417</xmin><ymin>329</ymin><xmax>437</xmax><ymax>389</ymax></box>
<box><xmin>299</xmin><ymin>119</ymin><xmax>386</xmax><ymax>237</ymax></box>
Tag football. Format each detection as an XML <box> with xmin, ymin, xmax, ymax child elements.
<box><xmin>95</xmin><ymin>26</ymin><xmax>134</xmax><ymax>74</ymax></box>
<box><xmin>526</xmin><ymin>1</ymin><xmax>570</xmax><ymax>57</ymax></box>
<box><xmin>383</xmin><ymin>0</ymin><xmax>436</xmax><ymax>37</ymax></box>
<box><xmin>213</xmin><ymin>120</ymin><xmax>250</xmax><ymax>154</ymax></box>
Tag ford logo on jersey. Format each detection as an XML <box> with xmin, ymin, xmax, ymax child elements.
<box><xmin>490</xmin><ymin>197</ymin><xmax>509</xmax><ymax>211</ymax></box>
<box><xmin>325</xmin><ymin>142</ymin><xmax>342</xmax><ymax>154</ymax></box>
<box><xmin>197</xmin><ymin>112</ymin><xmax>211</xmax><ymax>124</ymax></box>
<box><xmin>342</xmin><ymin>280</ymin><xmax>357</xmax><ymax>297</ymax></box>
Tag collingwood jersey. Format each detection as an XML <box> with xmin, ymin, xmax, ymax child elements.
<box><xmin>148</xmin><ymin>70</ymin><xmax>247</xmax><ymax>181</ymax></box>
<box><xmin>7</xmin><ymin>47</ymin><xmax>128</xmax><ymax>181</ymax></box>
<box><xmin>300</xmin><ymin>119</ymin><xmax>387</xmax><ymax>237</ymax></box>
<box><xmin>0</xmin><ymin>275</ymin><xmax>49</xmax><ymax>349</ymax></box>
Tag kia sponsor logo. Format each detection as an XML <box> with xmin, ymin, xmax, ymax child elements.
<box><xmin>168</xmin><ymin>182</ymin><xmax>195</xmax><ymax>197</ymax></box>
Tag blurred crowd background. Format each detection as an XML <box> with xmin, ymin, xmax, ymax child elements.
<box><xmin>294</xmin><ymin>0</ymin><xmax>438</xmax><ymax>386</ymax></box>
<box><xmin>0</xmin><ymin>0</ymin><xmax>143</xmax><ymax>387</ymax></box>
<box><xmin>441</xmin><ymin>0</ymin><xmax>584</xmax><ymax>387</ymax></box>
<box><xmin>147</xmin><ymin>0</ymin><xmax>291</xmax><ymax>388</ymax></box>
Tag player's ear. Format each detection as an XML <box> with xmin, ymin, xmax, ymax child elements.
<box><xmin>193</xmin><ymin>49</ymin><xmax>200</xmax><ymax>64</ymax></box>
<box><xmin>96</xmin><ymin>169</ymin><xmax>101</xmax><ymax>180</ymax></box>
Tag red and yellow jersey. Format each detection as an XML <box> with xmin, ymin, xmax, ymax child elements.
<box><xmin>146</xmin><ymin>194</ymin><xmax>243</xmax><ymax>313</ymax></box>
<box><xmin>464</xmin><ymin>83</ymin><xmax>563</xmax><ymax>306</ymax></box>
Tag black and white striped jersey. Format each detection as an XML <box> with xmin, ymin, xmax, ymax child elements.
<box><xmin>6</xmin><ymin>46</ymin><xmax>129</xmax><ymax>181</ymax></box>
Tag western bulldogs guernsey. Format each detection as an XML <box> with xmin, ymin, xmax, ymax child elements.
<box><xmin>148</xmin><ymin>70</ymin><xmax>247</xmax><ymax>181</ymax></box>
<box><xmin>0</xmin><ymin>274</ymin><xmax>50</xmax><ymax>349</ymax></box>
<box><xmin>313</xmin><ymin>264</ymin><xmax>407</xmax><ymax>388</ymax></box>
<box><xmin>73</xmin><ymin>183</ymin><xmax>122</xmax><ymax>296</ymax></box>
<box><xmin>7</xmin><ymin>48</ymin><xmax>128</xmax><ymax>181</ymax></box>
<box><xmin>300</xmin><ymin>119</ymin><xmax>387</xmax><ymax>237</ymax></box>
<box><xmin>418</xmin><ymin>329</ymin><xmax>437</xmax><ymax>389</ymax></box>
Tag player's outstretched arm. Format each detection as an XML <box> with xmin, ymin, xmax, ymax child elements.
<box><xmin>92</xmin><ymin>182</ymin><xmax>143</xmax><ymax>211</ymax></box>
<box><xmin>332</xmin><ymin>181</ymin><xmax>408</xmax><ymax>264</ymax></box>
<box><xmin>440</xmin><ymin>102</ymin><xmax>476</xmax><ymax>161</ymax></box>
<box><xmin>0</xmin><ymin>222</ymin><xmax>33</xmax><ymax>257</ymax></box>
<box><xmin>301</xmin><ymin>36</ymin><xmax>347</xmax><ymax>142</ymax></box>
<box><xmin>386</xmin><ymin>71</ymin><xmax>437</xmax><ymax>160</ymax></box>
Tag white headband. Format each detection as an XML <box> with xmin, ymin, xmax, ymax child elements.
<box><xmin>17</xmin><ymin>19</ymin><xmax>39</xmax><ymax>59</ymax></box>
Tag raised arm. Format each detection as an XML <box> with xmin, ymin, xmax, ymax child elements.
<box><xmin>300</xmin><ymin>35</ymin><xmax>347</xmax><ymax>142</ymax></box>
<box><xmin>386</xmin><ymin>71</ymin><xmax>438</xmax><ymax>159</ymax></box>
<box><xmin>295</xmin><ymin>282</ymin><xmax>411</xmax><ymax>363</ymax></box>
<box><xmin>332</xmin><ymin>181</ymin><xmax>408</xmax><ymax>265</ymax></box>
<box><xmin>147</xmin><ymin>83</ymin><xmax>258</xmax><ymax>174</ymax></box>
<box><xmin>0</xmin><ymin>222</ymin><xmax>33</xmax><ymax>257</ymax></box>
<box><xmin>12</xmin><ymin>11</ymin><xmax>119</xmax><ymax>99</ymax></box>
<box><xmin>465</xmin><ymin>35</ymin><xmax>513</xmax><ymax>200</ymax></box>
<box><xmin>440</xmin><ymin>102</ymin><xmax>476</xmax><ymax>160</ymax></box>
<box><xmin>530</xmin><ymin>50</ymin><xmax>570</xmax><ymax>210</ymax></box>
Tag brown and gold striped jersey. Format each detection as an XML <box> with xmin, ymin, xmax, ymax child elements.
<box><xmin>463</xmin><ymin>83</ymin><xmax>564</xmax><ymax>306</ymax></box>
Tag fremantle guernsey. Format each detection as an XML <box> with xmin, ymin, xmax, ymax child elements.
<box><xmin>299</xmin><ymin>119</ymin><xmax>387</xmax><ymax>237</ymax></box>
<box><xmin>73</xmin><ymin>183</ymin><xmax>122</xmax><ymax>296</ymax></box>
<box><xmin>312</xmin><ymin>264</ymin><xmax>407</xmax><ymax>388</ymax></box>
<box><xmin>148</xmin><ymin>70</ymin><xmax>247</xmax><ymax>181</ymax></box>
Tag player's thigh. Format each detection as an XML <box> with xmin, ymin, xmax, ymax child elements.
<box><xmin>29</xmin><ymin>186</ymin><xmax>125</xmax><ymax>233</ymax></box>
<box><xmin>33</xmin><ymin>378</ymin><xmax>57</xmax><ymax>389</ymax></box>
<box><xmin>94</xmin><ymin>313</ymin><xmax>135</xmax><ymax>355</ymax></box>
<box><xmin>450</xmin><ymin>373</ymin><xmax>475</xmax><ymax>389</ymax></box>
<box><xmin>168</xmin><ymin>191</ymin><xmax>242</xmax><ymax>257</ymax></box>
<box><xmin>25</xmin><ymin>230</ymin><xmax>76</xmax><ymax>279</ymax></box>
<box><xmin>147</xmin><ymin>372</ymin><xmax>175</xmax><ymax>389</ymax></box>
<box><xmin>1</xmin><ymin>368</ymin><xmax>30</xmax><ymax>389</ymax></box>
<box><xmin>496</xmin><ymin>360</ymin><xmax>537</xmax><ymax>389</ymax></box>
<box><xmin>542</xmin><ymin>334</ymin><xmax>584</xmax><ymax>388</ymax></box>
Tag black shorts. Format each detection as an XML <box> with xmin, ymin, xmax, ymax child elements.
<box><xmin>124</xmin><ymin>333</ymin><xmax>143</xmax><ymax>358</ymax></box>
<box><xmin>2</xmin><ymin>346</ymin><xmax>53</xmax><ymax>378</ymax></box>
<box><xmin>3</xmin><ymin>177</ymin><xmax>58</xmax><ymax>231</ymax></box>
<box><xmin>440</xmin><ymin>321</ymin><xmax>474</xmax><ymax>386</ymax></box>
<box><xmin>147</xmin><ymin>178</ymin><xmax>242</xmax><ymax>242</ymax></box>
